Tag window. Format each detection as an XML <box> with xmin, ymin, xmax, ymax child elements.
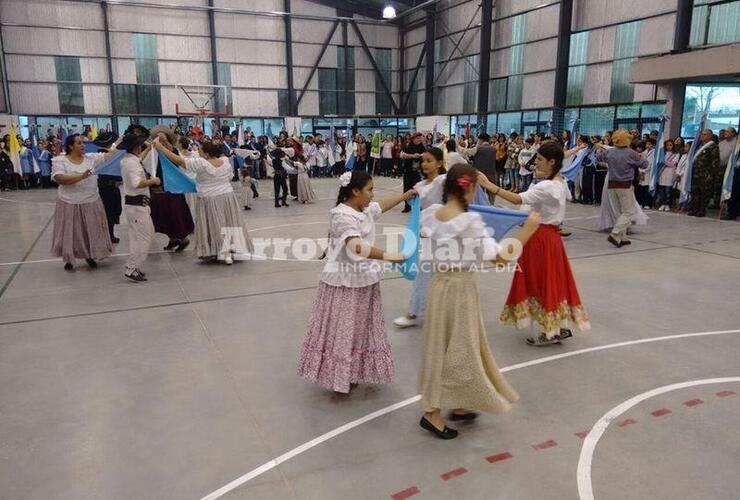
<box><xmin>462</xmin><ymin>54</ymin><xmax>479</xmax><ymax>114</ymax></box>
<box><xmin>498</xmin><ymin>112</ymin><xmax>521</xmax><ymax>135</ymax></box>
<box><xmin>691</xmin><ymin>0</ymin><xmax>740</xmax><ymax>47</ymax></box>
<box><xmin>506</xmin><ymin>13</ymin><xmax>527</xmax><ymax>110</ymax></box>
<box><xmin>337</xmin><ymin>46</ymin><xmax>355</xmax><ymax>115</ymax></box>
<box><xmin>216</xmin><ymin>63</ymin><xmax>232</xmax><ymax>114</ymax></box>
<box><xmin>489</xmin><ymin>78</ymin><xmax>507</xmax><ymax>112</ymax></box>
<box><xmin>131</xmin><ymin>33</ymin><xmax>161</xmax><ymax>115</ymax></box>
<box><xmin>681</xmin><ymin>83</ymin><xmax>740</xmax><ymax>138</ymax></box>
<box><xmin>113</xmin><ymin>84</ymin><xmax>162</xmax><ymax>115</ymax></box>
<box><xmin>610</xmin><ymin>21</ymin><xmax>641</xmax><ymax>103</ymax></box>
<box><xmin>277</xmin><ymin>90</ymin><xmax>290</xmax><ymax>117</ymax></box>
<box><xmin>318</xmin><ymin>68</ymin><xmax>338</xmax><ymax>115</ymax></box>
<box><xmin>54</xmin><ymin>56</ymin><xmax>84</xmax><ymax>114</ymax></box>
<box><xmin>579</xmin><ymin>106</ymin><xmax>616</xmax><ymax>136</ymax></box>
<box><xmin>374</xmin><ymin>48</ymin><xmax>392</xmax><ymax>115</ymax></box>
<box><xmin>567</xmin><ymin>32</ymin><xmax>588</xmax><ymax>106</ymax></box>
<box><xmin>407</xmin><ymin>69</ymin><xmax>419</xmax><ymax>115</ymax></box>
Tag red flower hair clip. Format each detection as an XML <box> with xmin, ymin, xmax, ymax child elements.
<box><xmin>456</xmin><ymin>175</ymin><xmax>473</xmax><ymax>190</ymax></box>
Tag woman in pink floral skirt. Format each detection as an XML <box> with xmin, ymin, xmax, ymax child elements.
<box><xmin>298</xmin><ymin>170</ymin><xmax>416</xmax><ymax>394</ymax></box>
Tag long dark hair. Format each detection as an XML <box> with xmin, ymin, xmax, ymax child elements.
<box><xmin>422</xmin><ymin>147</ymin><xmax>447</xmax><ymax>179</ymax></box>
<box><xmin>536</xmin><ymin>142</ymin><xmax>565</xmax><ymax>180</ymax></box>
<box><xmin>442</xmin><ymin>164</ymin><xmax>478</xmax><ymax>210</ymax></box>
<box><xmin>64</xmin><ymin>134</ymin><xmax>81</xmax><ymax>154</ymax></box>
<box><xmin>336</xmin><ymin>170</ymin><xmax>372</xmax><ymax>206</ymax></box>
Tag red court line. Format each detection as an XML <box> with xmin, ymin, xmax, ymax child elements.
<box><xmin>716</xmin><ymin>390</ymin><xmax>736</xmax><ymax>398</ymax></box>
<box><xmin>683</xmin><ymin>399</ymin><xmax>704</xmax><ymax>407</ymax></box>
<box><xmin>486</xmin><ymin>452</ymin><xmax>513</xmax><ymax>463</ymax></box>
<box><xmin>575</xmin><ymin>431</ymin><xmax>590</xmax><ymax>439</ymax></box>
<box><xmin>617</xmin><ymin>418</ymin><xmax>637</xmax><ymax>427</ymax></box>
<box><xmin>391</xmin><ymin>486</ymin><xmax>420</xmax><ymax>500</ymax></box>
<box><xmin>651</xmin><ymin>408</ymin><xmax>672</xmax><ymax>417</ymax></box>
<box><xmin>440</xmin><ymin>467</ymin><xmax>468</xmax><ymax>481</ymax></box>
<box><xmin>532</xmin><ymin>440</ymin><xmax>558</xmax><ymax>451</ymax></box>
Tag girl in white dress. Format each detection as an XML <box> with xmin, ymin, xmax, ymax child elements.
<box><xmin>296</xmin><ymin>155</ymin><xmax>316</xmax><ymax>203</ymax></box>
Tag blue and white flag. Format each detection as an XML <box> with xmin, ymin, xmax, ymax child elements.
<box><xmin>327</xmin><ymin>125</ymin><xmax>336</xmax><ymax>165</ymax></box>
<box><xmin>649</xmin><ymin>115</ymin><xmax>668</xmax><ymax>195</ymax></box>
<box><xmin>160</xmin><ymin>151</ymin><xmax>196</xmax><ymax>194</ymax></box>
<box><xmin>470</xmin><ymin>204</ymin><xmax>529</xmax><ymax>239</ymax></box>
<box><xmin>680</xmin><ymin>113</ymin><xmax>707</xmax><ymax>204</ymax></box>
<box><xmin>93</xmin><ymin>150</ymin><xmax>125</xmax><ymax>176</ymax></box>
<box><xmin>568</xmin><ymin>118</ymin><xmax>580</xmax><ymax>149</ymax></box>
<box><xmin>560</xmin><ymin>147</ymin><xmax>592</xmax><ymax>182</ymax></box>
<box><xmin>344</xmin><ymin>124</ymin><xmax>356</xmax><ymax>170</ymax></box>
<box><xmin>396</xmin><ymin>196</ymin><xmax>421</xmax><ymax>281</ymax></box>
<box><xmin>474</xmin><ymin>185</ymin><xmax>491</xmax><ymax>206</ymax></box>
<box><xmin>721</xmin><ymin>137</ymin><xmax>740</xmax><ymax>202</ymax></box>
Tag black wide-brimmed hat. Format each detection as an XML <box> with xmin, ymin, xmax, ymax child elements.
<box><xmin>93</xmin><ymin>131</ymin><xmax>118</xmax><ymax>148</ymax></box>
<box><xmin>125</xmin><ymin>124</ymin><xmax>150</xmax><ymax>138</ymax></box>
<box><xmin>117</xmin><ymin>133</ymin><xmax>148</xmax><ymax>152</ymax></box>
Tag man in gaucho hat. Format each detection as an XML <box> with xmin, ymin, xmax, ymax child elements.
<box><xmin>92</xmin><ymin>131</ymin><xmax>123</xmax><ymax>244</ymax></box>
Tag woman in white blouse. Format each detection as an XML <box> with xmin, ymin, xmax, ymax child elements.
<box><xmin>155</xmin><ymin>139</ymin><xmax>252</xmax><ymax>264</ymax></box>
<box><xmin>51</xmin><ymin>134</ymin><xmax>122</xmax><ymax>271</ymax></box>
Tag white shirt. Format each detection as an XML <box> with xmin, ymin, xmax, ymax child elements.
<box><xmin>320</xmin><ymin>202</ymin><xmax>383</xmax><ymax>288</ymax></box>
<box><xmin>420</xmin><ymin>205</ymin><xmax>500</xmax><ymax>270</ymax></box>
<box><xmin>445</xmin><ymin>151</ymin><xmax>467</xmax><ymax>167</ymax></box>
<box><xmin>120</xmin><ymin>153</ymin><xmax>150</xmax><ymax>197</ymax></box>
<box><xmin>51</xmin><ymin>153</ymin><xmax>105</xmax><ymax>204</ymax></box>
<box><xmin>414</xmin><ymin>174</ymin><xmax>446</xmax><ymax>209</ymax></box>
<box><xmin>381</xmin><ymin>142</ymin><xmax>394</xmax><ymax>159</ymax></box>
<box><xmin>518</xmin><ymin>148</ymin><xmax>534</xmax><ymax>175</ymax></box>
<box><xmin>519</xmin><ymin>179</ymin><xmax>567</xmax><ymax>226</ymax></box>
<box><xmin>183</xmin><ymin>156</ymin><xmax>234</xmax><ymax>198</ymax></box>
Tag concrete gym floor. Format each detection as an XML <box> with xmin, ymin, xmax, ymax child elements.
<box><xmin>1</xmin><ymin>176</ymin><xmax>739</xmax><ymax>500</ymax></box>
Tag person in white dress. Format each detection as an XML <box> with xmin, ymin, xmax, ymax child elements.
<box><xmin>296</xmin><ymin>156</ymin><xmax>317</xmax><ymax>203</ymax></box>
<box><xmin>51</xmin><ymin>134</ymin><xmax>122</xmax><ymax>271</ymax></box>
<box><xmin>154</xmin><ymin>139</ymin><xmax>252</xmax><ymax>264</ymax></box>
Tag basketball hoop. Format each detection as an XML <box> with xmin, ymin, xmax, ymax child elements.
<box><xmin>175</xmin><ymin>84</ymin><xmax>230</xmax><ymax>118</ymax></box>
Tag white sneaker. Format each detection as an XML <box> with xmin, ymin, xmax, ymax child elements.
<box><xmin>393</xmin><ymin>315</ymin><xmax>419</xmax><ymax>328</ymax></box>
<box><xmin>224</xmin><ymin>255</ymin><xmax>234</xmax><ymax>265</ymax></box>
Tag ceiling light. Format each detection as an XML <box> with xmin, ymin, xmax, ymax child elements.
<box><xmin>382</xmin><ymin>6</ymin><xmax>397</xmax><ymax>19</ymax></box>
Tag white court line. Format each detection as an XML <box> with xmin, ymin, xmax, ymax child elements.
<box><xmin>200</xmin><ymin>328</ymin><xmax>740</xmax><ymax>500</ymax></box>
<box><xmin>577</xmin><ymin>377</ymin><xmax>740</xmax><ymax>500</ymax></box>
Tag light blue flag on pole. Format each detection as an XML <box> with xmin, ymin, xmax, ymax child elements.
<box><xmin>649</xmin><ymin>115</ymin><xmax>668</xmax><ymax>196</ymax></box>
<box><xmin>470</xmin><ymin>204</ymin><xmax>529</xmax><ymax>239</ymax></box>
<box><xmin>266</xmin><ymin>122</ymin><xmax>274</xmax><ymax>138</ymax></box>
<box><xmin>680</xmin><ymin>112</ymin><xmax>707</xmax><ymax>204</ymax></box>
<box><xmin>159</xmin><ymin>151</ymin><xmax>196</xmax><ymax>194</ymax></box>
<box><xmin>395</xmin><ymin>196</ymin><xmax>421</xmax><ymax>281</ymax></box>
<box><xmin>344</xmin><ymin>124</ymin><xmax>356</xmax><ymax>170</ymax></box>
<box><xmin>721</xmin><ymin>137</ymin><xmax>740</xmax><ymax>202</ymax></box>
<box><xmin>568</xmin><ymin>118</ymin><xmax>580</xmax><ymax>149</ymax></box>
<box><xmin>560</xmin><ymin>146</ymin><xmax>592</xmax><ymax>182</ymax></box>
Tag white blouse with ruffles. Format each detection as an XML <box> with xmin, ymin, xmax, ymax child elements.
<box><xmin>320</xmin><ymin>202</ymin><xmax>383</xmax><ymax>288</ymax></box>
<box><xmin>183</xmin><ymin>156</ymin><xmax>234</xmax><ymax>198</ymax></box>
<box><xmin>420</xmin><ymin>205</ymin><xmax>500</xmax><ymax>270</ymax></box>
<box><xmin>51</xmin><ymin>153</ymin><xmax>106</xmax><ymax>204</ymax></box>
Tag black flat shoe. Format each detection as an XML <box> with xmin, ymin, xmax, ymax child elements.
<box><xmin>607</xmin><ymin>235</ymin><xmax>621</xmax><ymax>248</ymax></box>
<box><xmin>85</xmin><ymin>258</ymin><xmax>97</xmax><ymax>269</ymax></box>
<box><xmin>164</xmin><ymin>240</ymin><xmax>179</xmax><ymax>251</ymax></box>
<box><xmin>282</xmin><ymin>202</ymin><xmax>290</xmax><ymax>207</ymax></box>
<box><xmin>111</xmin><ymin>236</ymin><xmax>120</xmax><ymax>244</ymax></box>
<box><xmin>64</xmin><ymin>262</ymin><xmax>74</xmax><ymax>271</ymax></box>
<box><xmin>449</xmin><ymin>412</ymin><xmax>479</xmax><ymax>422</ymax></box>
<box><xmin>419</xmin><ymin>417</ymin><xmax>458</xmax><ymax>439</ymax></box>
<box><xmin>174</xmin><ymin>238</ymin><xmax>190</xmax><ymax>252</ymax></box>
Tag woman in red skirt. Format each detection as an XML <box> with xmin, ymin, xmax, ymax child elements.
<box><xmin>478</xmin><ymin>142</ymin><xmax>590</xmax><ymax>346</ymax></box>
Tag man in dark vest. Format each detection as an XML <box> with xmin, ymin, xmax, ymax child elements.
<box><xmin>689</xmin><ymin>128</ymin><xmax>721</xmax><ymax>218</ymax></box>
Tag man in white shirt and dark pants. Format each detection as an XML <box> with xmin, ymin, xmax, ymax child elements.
<box><xmin>119</xmin><ymin>134</ymin><xmax>161</xmax><ymax>282</ymax></box>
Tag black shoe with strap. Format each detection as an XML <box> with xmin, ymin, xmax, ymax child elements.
<box><xmin>85</xmin><ymin>258</ymin><xmax>97</xmax><ymax>269</ymax></box>
<box><xmin>419</xmin><ymin>417</ymin><xmax>458</xmax><ymax>439</ymax></box>
<box><xmin>448</xmin><ymin>412</ymin><xmax>479</xmax><ymax>422</ymax></box>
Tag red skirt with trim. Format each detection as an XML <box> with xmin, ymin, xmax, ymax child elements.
<box><xmin>500</xmin><ymin>224</ymin><xmax>590</xmax><ymax>338</ymax></box>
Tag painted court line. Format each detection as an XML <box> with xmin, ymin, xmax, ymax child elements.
<box><xmin>439</xmin><ymin>467</ymin><xmax>467</xmax><ymax>481</ymax></box>
<box><xmin>485</xmin><ymin>452</ymin><xmax>513</xmax><ymax>464</ymax></box>
<box><xmin>577</xmin><ymin>377</ymin><xmax>740</xmax><ymax>500</ymax></box>
<box><xmin>200</xmin><ymin>328</ymin><xmax>740</xmax><ymax>500</ymax></box>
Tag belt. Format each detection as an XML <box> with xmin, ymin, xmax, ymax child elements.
<box><xmin>608</xmin><ymin>180</ymin><xmax>632</xmax><ymax>189</ymax></box>
<box><xmin>125</xmin><ymin>194</ymin><xmax>150</xmax><ymax>207</ymax></box>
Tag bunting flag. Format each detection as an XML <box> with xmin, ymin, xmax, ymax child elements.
<box><xmin>680</xmin><ymin>113</ymin><xmax>707</xmax><ymax>204</ymax></box>
<box><xmin>395</xmin><ymin>196</ymin><xmax>421</xmax><ymax>281</ymax></box>
<box><xmin>8</xmin><ymin>124</ymin><xmax>22</xmax><ymax>175</ymax></box>
<box><xmin>561</xmin><ymin>146</ymin><xmax>592</xmax><ymax>182</ymax></box>
<box><xmin>721</xmin><ymin>137</ymin><xmax>740</xmax><ymax>202</ymax></box>
<box><xmin>568</xmin><ymin>118</ymin><xmax>580</xmax><ymax>149</ymax></box>
<box><xmin>159</xmin><ymin>151</ymin><xmax>197</xmax><ymax>194</ymax></box>
<box><xmin>370</xmin><ymin>130</ymin><xmax>381</xmax><ymax>159</ymax></box>
<box><xmin>649</xmin><ymin>116</ymin><xmax>668</xmax><ymax>195</ymax></box>
<box><xmin>470</xmin><ymin>204</ymin><xmax>529</xmax><ymax>239</ymax></box>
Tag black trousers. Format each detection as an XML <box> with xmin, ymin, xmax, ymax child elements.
<box><xmin>581</xmin><ymin>166</ymin><xmax>596</xmax><ymax>204</ymax></box>
<box><xmin>402</xmin><ymin>167</ymin><xmax>421</xmax><ymax>210</ymax></box>
<box><xmin>726</xmin><ymin>167</ymin><xmax>740</xmax><ymax>218</ymax></box>
<box><xmin>288</xmin><ymin>173</ymin><xmax>298</xmax><ymax>198</ymax></box>
<box><xmin>273</xmin><ymin>174</ymin><xmax>288</xmax><ymax>203</ymax></box>
<box><xmin>635</xmin><ymin>185</ymin><xmax>653</xmax><ymax>208</ymax></box>
<box><xmin>594</xmin><ymin>169</ymin><xmax>607</xmax><ymax>204</ymax></box>
<box><xmin>381</xmin><ymin>158</ymin><xmax>393</xmax><ymax>176</ymax></box>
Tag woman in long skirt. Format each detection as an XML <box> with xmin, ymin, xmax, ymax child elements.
<box><xmin>479</xmin><ymin>143</ymin><xmax>590</xmax><ymax>346</ymax></box>
<box><xmin>296</xmin><ymin>157</ymin><xmax>316</xmax><ymax>203</ymax></box>
<box><xmin>417</xmin><ymin>164</ymin><xmax>539</xmax><ymax>439</ymax></box>
<box><xmin>154</xmin><ymin>139</ymin><xmax>252</xmax><ymax>264</ymax></box>
<box><xmin>50</xmin><ymin>134</ymin><xmax>121</xmax><ymax>270</ymax></box>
